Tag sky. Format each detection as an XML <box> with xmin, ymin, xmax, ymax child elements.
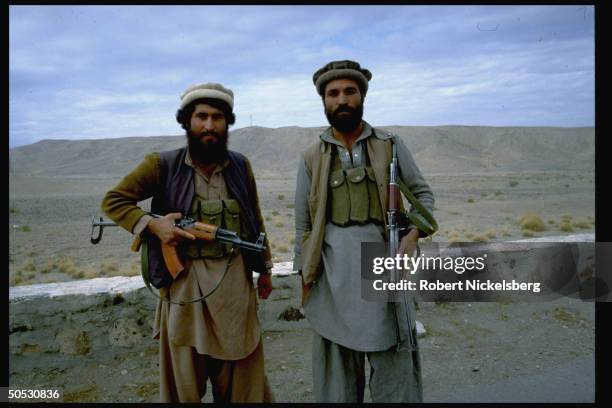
<box><xmin>9</xmin><ymin>5</ymin><xmax>595</xmax><ymax>148</ymax></box>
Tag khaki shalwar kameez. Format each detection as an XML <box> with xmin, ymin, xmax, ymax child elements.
<box><xmin>113</xmin><ymin>152</ymin><xmax>273</xmax><ymax>403</ymax></box>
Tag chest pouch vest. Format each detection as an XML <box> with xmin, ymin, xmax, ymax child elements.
<box><xmin>328</xmin><ymin>148</ymin><xmax>384</xmax><ymax>227</ymax></box>
<box><xmin>178</xmin><ymin>198</ymin><xmax>242</xmax><ymax>258</ymax></box>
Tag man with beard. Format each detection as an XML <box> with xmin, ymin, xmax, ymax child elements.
<box><xmin>101</xmin><ymin>83</ymin><xmax>274</xmax><ymax>403</ymax></box>
<box><xmin>293</xmin><ymin>60</ymin><xmax>435</xmax><ymax>402</ymax></box>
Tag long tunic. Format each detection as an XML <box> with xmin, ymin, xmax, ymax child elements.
<box><xmin>131</xmin><ymin>152</ymin><xmax>264</xmax><ymax>360</ymax></box>
<box><xmin>294</xmin><ymin>122</ymin><xmax>422</xmax><ymax>352</ymax></box>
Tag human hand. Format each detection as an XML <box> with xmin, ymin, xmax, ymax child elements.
<box><xmin>398</xmin><ymin>228</ymin><xmax>419</xmax><ymax>258</ymax></box>
<box><xmin>147</xmin><ymin>212</ymin><xmax>195</xmax><ymax>246</ymax></box>
<box><xmin>257</xmin><ymin>272</ymin><xmax>273</xmax><ymax>299</ymax></box>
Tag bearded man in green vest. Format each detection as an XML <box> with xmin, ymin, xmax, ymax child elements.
<box><xmin>102</xmin><ymin>83</ymin><xmax>274</xmax><ymax>403</ymax></box>
<box><xmin>293</xmin><ymin>60</ymin><xmax>435</xmax><ymax>402</ymax></box>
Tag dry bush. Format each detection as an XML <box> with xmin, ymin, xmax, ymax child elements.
<box><xmin>286</xmin><ymin>203</ymin><xmax>295</xmax><ymax>209</ymax></box>
<box><xmin>518</xmin><ymin>213</ymin><xmax>547</xmax><ymax>232</ymax></box>
<box><xmin>277</xmin><ymin>245</ymin><xmax>289</xmax><ymax>253</ymax></box>
<box><xmin>559</xmin><ymin>222</ymin><xmax>574</xmax><ymax>232</ymax></box>
<box><xmin>277</xmin><ymin>194</ymin><xmax>285</xmax><ymax>200</ymax></box>
<box><xmin>501</xmin><ymin>226</ymin><xmax>512</xmax><ymax>237</ymax></box>
<box><xmin>448</xmin><ymin>235</ymin><xmax>461</xmax><ymax>243</ymax></box>
<box><xmin>467</xmin><ymin>198</ymin><xmax>474</xmax><ymax>203</ymax></box>
<box><xmin>271</xmin><ymin>210</ymin><xmax>280</xmax><ymax>216</ymax></box>
<box><xmin>548</xmin><ymin>219</ymin><xmax>556</xmax><ymax>225</ymax></box>
<box><xmin>274</xmin><ymin>221</ymin><xmax>284</xmax><ymax>228</ymax></box>
<box><xmin>464</xmin><ymin>231</ymin><xmax>475</xmax><ymax>239</ymax></box>
<box><xmin>264</xmin><ymin>215</ymin><xmax>272</xmax><ymax>221</ymax></box>
<box><xmin>572</xmin><ymin>220</ymin><xmax>591</xmax><ymax>229</ymax></box>
<box><xmin>472</xmin><ymin>234</ymin><xmax>488</xmax><ymax>242</ymax></box>
<box><xmin>522</xmin><ymin>229</ymin><xmax>536</xmax><ymax>237</ymax></box>
<box><xmin>18</xmin><ymin>259</ymin><xmax>37</xmax><ymax>274</ymax></box>
<box><xmin>485</xmin><ymin>229</ymin><xmax>497</xmax><ymax>239</ymax></box>
<box><xmin>100</xmin><ymin>260</ymin><xmax>119</xmax><ymax>274</ymax></box>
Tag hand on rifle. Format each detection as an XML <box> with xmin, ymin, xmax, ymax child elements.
<box><xmin>147</xmin><ymin>212</ymin><xmax>196</xmax><ymax>246</ymax></box>
<box><xmin>399</xmin><ymin>228</ymin><xmax>419</xmax><ymax>257</ymax></box>
<box><xmin>257</xmin><ymin>272</ymin><xmax>273</xmax><ymax>299</ymax></box>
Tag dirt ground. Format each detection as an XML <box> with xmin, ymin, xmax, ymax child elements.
<box><xmin>8</xmin><ymin>170</ymin><xmax>596</xmax><ymax>402</ymax></box>
<box><xmin>8</xmin><ymin>170</ymin><xmax>595</xmax><ymax>286</ymax></box>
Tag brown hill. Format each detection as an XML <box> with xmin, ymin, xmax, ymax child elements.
<box><xmin>8</xmin><ymin>125</ymin><xmax>594</xmax><ymax>177</ymax></box>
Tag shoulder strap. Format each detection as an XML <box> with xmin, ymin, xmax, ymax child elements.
<box><xmin>388</xmin><ymin>137</ymin><xmax>438</xmax><ymax>236</ymax></box>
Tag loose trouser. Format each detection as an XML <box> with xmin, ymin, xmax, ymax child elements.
<box><xmin>312</xmin><ymin>332</ymin><xmax>423</xmax><ymax>403</ymax></box>
<box><xmin>159</xmin><ymin>329</ymin><xmax>274</xmax><ymax>403</ymax></box>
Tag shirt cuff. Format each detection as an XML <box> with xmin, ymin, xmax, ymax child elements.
<box><xmin>132</xmin><ymin>214</ymin><xmax>154</xmax><ymax>235</ymax></box>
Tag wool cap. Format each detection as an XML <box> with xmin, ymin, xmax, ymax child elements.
<box><xmin>313</xmin><ymin>60</ymin><xmax>372</xmax><ymax>96</ymax></box>
<box><xmin>179</xmin><ymin>82</ymin><xmax>234</xmax><ymax>110</ymax></box>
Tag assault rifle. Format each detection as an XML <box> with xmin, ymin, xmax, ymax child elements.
<box><xmin>387</xmin><ymin>141</ymin><xmax>437</xmax><ymax>351</ymax></box>
<box><xmin>90</xmin><ymin>213</ymin><xmax>266</xmax><ymax>279</ymax></box>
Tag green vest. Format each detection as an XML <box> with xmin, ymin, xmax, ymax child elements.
<box><xmin>327</xmin><ymin>146</ymin><xmax>384</xmax><ymax>226</ymax></box>
<box><xmin>178</xmin><ymin>198</ymin><xmax>242</xmax><ymax>258</ymax></box>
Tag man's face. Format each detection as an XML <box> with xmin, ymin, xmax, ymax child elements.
<box><xmin>323</xmin><ymin>78</ymin><xmax>364</xmax><ymax>133</ymax></box>
<box><xmin>186</xmin><ymin>103</ymin><xmax>229</xmax><ymax>164</ymax></box>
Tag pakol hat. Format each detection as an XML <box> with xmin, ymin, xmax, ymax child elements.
<box><xmin>313</xmin><ymin>60</ymin><xmax>372</xmax><ymax>96</ymax></box>
<box><xmin>179</xmin><ymin>82</ymin><xmax>234</xmax><ymax>110</ymax></box>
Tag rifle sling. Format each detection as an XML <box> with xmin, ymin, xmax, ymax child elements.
<box><xmin>141</xmin><ymin>238</ymin><xmax>235</xmax><ymax>305</ymax></box>
<box><xmin>397</xmin><ymin>174</ymin><xmax>438</xmax><ymax>237</ymax></box>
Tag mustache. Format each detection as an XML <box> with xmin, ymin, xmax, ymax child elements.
<box><xmin>198</xmin><ymin>130</ymin><xmax>223</xmax><ymax>139</ymax></box>
<box><xmin>334</xmin><ymin>105</ymin><xmax>357</xmax><ymax>115</ymax></box>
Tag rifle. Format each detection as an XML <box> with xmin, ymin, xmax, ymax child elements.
<box><xmin>90</xmin><ymin>213</ymin><xmax>266</xmax><ymax>279</ymax></box>
<box><xmin>387</xmin><ymin>143</ymin><xmax>404</xmax><ymax>350</ymax></box>
<box><xmin>387</xmin><ymin>142</ymin><xmax>426</xmax><ymax>351</ymax></box>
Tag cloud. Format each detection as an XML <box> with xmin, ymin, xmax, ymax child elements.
<box><xmin>9</xmin><ymin>5</ymin><xmax>594</xmax><ymax>147</ymax></box>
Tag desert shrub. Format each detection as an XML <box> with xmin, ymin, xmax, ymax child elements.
<box><xmin>480</xmin><ymin>192</ymin><xmax>487</xmax><ymax>198</ymax></box>
<box><xmin>485</xmin><ymin>229</ymin><xmax>497</xmax><ymax>239</ymax></box>
<box><xmin>572</xmin><ymin>220</ymin><xmax>591</xmax><ymax>229</ymax></box>
<box><xmin>274</xmin><ymin>221</ymin><xmax>284</xmax><ymax>228</ymax></box>
<box><xmin>448</xmin><ymin>234</ymin><xmax>461</xmax><ymax>243</ymax></box>
<box><xmin>18</xmin><ymin>260</ymin><xmax>37</xmax><ymax>273</ymax></box>
<box><xmin>518</xmin><ymin>213</ymin><xmax>547</xmax><ymax>232</ymax></box>
<box><xmin>286</xmin><ymin>204</ymin><xmax>295</xmax><ymax>209</ymax></box>
<box><xmin>508</xmin><ymin>180</ymin><xmax>519</xmax><ymax>187</ymax></box>
<box><xmin>467</xmin><ymin>198</ymin><xmax>474</xmax><ymax>203</ymax></box>
<box><xmin>19</xmin><ymin>225</ymin><xmax>31</xmax><ymax>232</ymax></box>
<box><xmin>277</xmin><ymin>194</ymin><xmax>285</xmax><ymax>200</ymax></box>
<box><xmin>265</xmin><ymin>215</ymin><xmax>272</xmax><ymax>221</ymax></box>
<box><xmin>501</xmin><ymin>226</ymin><xmax>512</xmax><ymax>237</ymax></box>
<box><xmin>9</xmin><ymin>207</ymin><xmax>19</xmax><ymax>214</ymax></box>
<box><xmin>494</xmin><ymin>191</ymin><xmax>503</xmax><ymax>196</ymax></box>
<box><xmin>100</xmin><ymin>261</ymin><xmax>119</xmax><ymax>273</ymax></box>
<box><xmin>559</xmin><ymin>222</ymin><xmax>574</xmax><ymax>232</ymax></box>
<box><xmin>522</xmin><ymin>229</ymin><xmax>535</xmax><ymax>237</ymax></box>
<box><xmin>548</xmin><ymin>219</ymin><xmax>556</xmax><ymax>225</ymax></box>
<box><xmin>271</xmin><ymin>210</ymin><xmax>280</xmax><ymax>216</ymax></box>
<box><xmin>277</xmin><ymin>245</ymin><xmax>289</xmax><ymax>253</ymax></box>
<box><xmin>464</xmin><ymin>231</ymin><xmax>474</xmax><ymax>239</ymax></box>
<box><xmin>472</xmin><ymin>234</ymin><xmax>488</xmax><ymax>242</ymax></box>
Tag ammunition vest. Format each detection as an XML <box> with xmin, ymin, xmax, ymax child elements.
<box><xmin>147</xmin><ymin>147</ymin><xmax>268</xmax><ymax>289</ymax></box>
<box><xmin>328</xmin><ymin>146</ymin><xmax>384</xmax><ymax>226</ymax></box>
<box><xmin>178</xmin><ymin>198</ymin><xmax>242</xmax><ymax>258</ymax></box>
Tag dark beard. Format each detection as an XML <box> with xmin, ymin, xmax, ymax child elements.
<box><xmin>325</xmin><ymin>104</ymin><xmax>363</xmax><ymax>133</ymax></box>
<box><xmin>186</xmin><ymin>129</ymin><xmax>229</xmax><ymax>164</ymax></box>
